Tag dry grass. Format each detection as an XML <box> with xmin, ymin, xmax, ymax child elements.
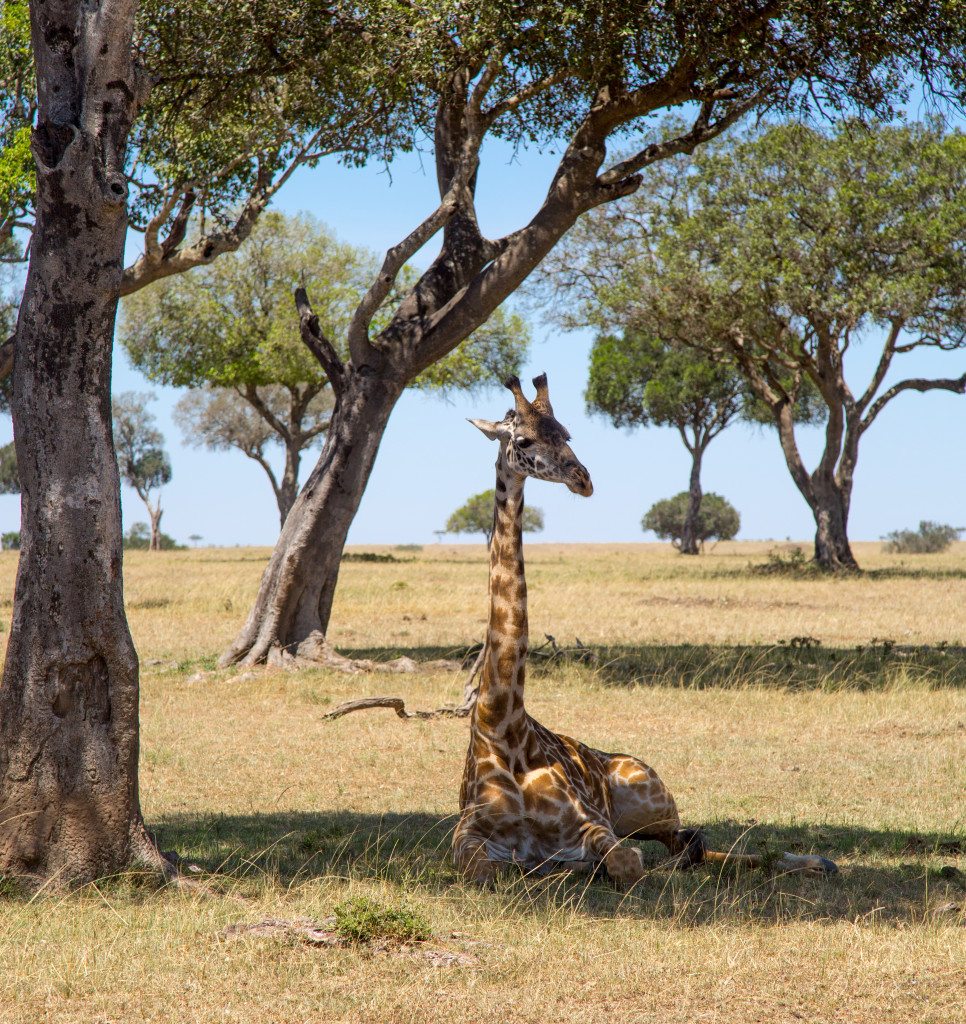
<box><xmin>0</xmin><ymin>542</ymin><xmax>964</xmax><ymax>1023</ymax></box>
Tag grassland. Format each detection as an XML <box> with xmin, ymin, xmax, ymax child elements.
<box><xmin>0</xmin><ymin>541</ymin><xmax>964</xmax><ymax>1023</ymax></box>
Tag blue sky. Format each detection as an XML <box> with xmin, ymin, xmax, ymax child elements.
<box><xmin>1</xmin><ymin>131</ymin><xmax>963</xmax><ymax>547</ymax></box>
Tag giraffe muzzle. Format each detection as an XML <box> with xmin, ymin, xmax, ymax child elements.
<box><xmin>567</xmin><ymin>470</ymin><xmax>593</xmax><ymax>497</ymax></box>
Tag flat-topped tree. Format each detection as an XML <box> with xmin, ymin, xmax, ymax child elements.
<box><xmin>122</xmin><ymin>210</ymin><xmax>529</xmax><ymax>528</ymax></box>
<box><xmin>566</xmin><ymin>120</ymin><xmax>966</xmax><ymax>570</ymax></box>
<box><xmin>223</xmin><ymin>1</ymin><xmax>966</xmax><ymax>667</ymax></box>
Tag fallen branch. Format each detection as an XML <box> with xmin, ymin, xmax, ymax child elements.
<box><xmin>320</xmin><ymin>634</ymin><xmax>597</xmax><ymax>723</ymax></box>
<box><xmin>322</xmin><ymin>696</ymin><xmax>473</xmax><ymax>721</ymax></box>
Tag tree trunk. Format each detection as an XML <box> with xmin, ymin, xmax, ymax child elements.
<box><xmin>810</xmin><ymin>476</ymin><xmax>858</xmax><ymax>571</ymax></box>
<box><xmin>277</xmin><ymin>442</ymin><xmax>301</xmax><ymax>528</ymax></box>
<box><xmin>219</xmin><ymin>369</ymin><xmax>403</xmax><ymax>667</ymax></box>
<box><xmin>0</xmin><ymin>78</ymin><xmax>161</xmax><ymax>880</ymax></box>
<box><xmin>679</xmin><ymin>446</ymin><xmax>704</xmax><ymax>556</ymax></box>
<box><xmin>149</xmin><ymin>507</ymin><xmax>163</xmax><ymax>551</ymax></box>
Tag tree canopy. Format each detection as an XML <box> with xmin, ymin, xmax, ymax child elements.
<box><xmin>543</xmin><ymin>118</ymin><xmax>966</xmax><ymax>570</ymax></box>
<box><xmin>122</xmin><ymin>210</ymin><xmax>530</xmax><ymax>526</ymax></box>
<box><xmin>643</xmin><ymin>492</ymin><xmax>740</xmax><ymax>549</ymax></box>
<box><xmin>446</xmin><ymin>489</ymin><xmax>544</xmax><ymax>547</ymax></box>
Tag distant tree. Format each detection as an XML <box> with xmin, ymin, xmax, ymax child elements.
<box><xmin>563</xmin><ymin>120</ymin><xmax>966</xmax><ymax>572</ymax></box>
<box><xmin>1</xmin><ymin>530</ymin><xmax>19</xmax><ymax>550</ymax></box>
<box><xmin>123</xmin><ymin>522</ymin><xmax>182</xmax><ymax>552</ymax></box>
<box><xmin>587</xmin><ymin>331</ymin><xmax>743</xmax><ymax>556</ymax></box>
<box><xmin>883</xmin><ymin>522</ymin><xmax>962</xmax><ymax>555</ymax></box>
<box><xmin>112</xmin><ymin>394</ymin><xmax>172</xmax><ymax>553</ymax></box>
<box><xmin>446</xmin><ymin>490</ymin><xmax>544</xmax><ymax>547</ymax></box>
<box><xmin>0</xmin><ymin>440</ymin><xmax>17</xmax><ymax>494</ymax></box>
<box><xmin>123</xmin><ymin>212</ymin><xmax>529</xmax><ymax>527</ymax></box>
<box><xmin>643</xmin><ymin>492</ymin><xmax>739</xmax><ymax>550</ymax></box>
<box><xmin>188</xmin><ymin>534</ymin><xmax>203</xmax><ymax>546</ymax></box>
<box><xmin>174</xmin><ymin>387</ymin><xmax>334</xmax><ymax>529</ymax></box>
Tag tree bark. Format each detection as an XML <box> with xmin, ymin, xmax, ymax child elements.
<box><xmin>809</xmin><ymin>475</ymin><xmax>858</xmax><ymax>571</ymax></box>
<box><xmin>219</xmin><ymin>368</ymin><xmax>403</xmax><ymax>667</ymax></box>
<box><xmin>148</xmin><ymin>507</ymin><xmax>163</xmax><ymax>551</ymax></box>
<box><xmin>679</xmin><ymin>445</ymin><xmax>704</xmax><ymax>555</ymax></box>
<box><xmin>277</xmin><ymin>441</ymin><xmax>301</xmax><ymax>529</ymax></box>
<box><xmin>0</xmin><ymin>0</ymin><xmax>165</xmax><ymax>884</ymax></box>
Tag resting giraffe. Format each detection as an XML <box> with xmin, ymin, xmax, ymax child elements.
<box><xmin>453</xmin><ymin>374</ymin><xmax>838</xmax><ymax>886</ymax></box>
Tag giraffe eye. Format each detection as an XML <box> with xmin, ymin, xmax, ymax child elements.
<box><xmin>515</xmin><ymin>437</ymin><xmax>533</xmax><ymax>449</ymax></box>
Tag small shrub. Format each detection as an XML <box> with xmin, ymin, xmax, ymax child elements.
<box><xmin>642</xmin><ymin>492</ymin><xmax>740</xmax><ymax>549</ymax></box>
<box><xmin>342</xmin><ymin>551</ymin><xmax>402</xmax><ymax>563</ymax></box>
<box><xmin>393</xmin><ymin>543</ymin><xmax>423</xmax><ymax>553</ymax></box>
<box><xmin>123</xmin><ymin>522</ymin><xmax>185</xmax><ymax>550</ymax></box>
<box><xmin>753</xmin><ymin>545</ymin><xmax>816</xmax><ymax>576</ymax></box>
<box><xmin>332</xmin><ymin>896</ymin><xmax>430</xmax><ymax>946</ymax></box>
<box><xmin>1</xmin><ymin>530</ymin><xmax>20</xmax><ymax>550</ymax></box>
<box><xmin>882</xmin><ymin>521</ymin><xmax>962</xmax><ymax>555</ymax></box>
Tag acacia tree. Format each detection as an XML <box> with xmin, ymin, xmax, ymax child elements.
<box><xmin>446</xmin><ymin>490</ymin><xmax>544</xmax><ymax>546</ymax></box>
<box><xmin>596</xmin><ymin>121</ymin><xmax>966</xmax><ymax>570</ymax></box>
<box><xmin>0</xmin><ymin>0</ymin><xmax>411</xmax><ymax>884</ymax></box>
<box><xmin>112</xmin><ymin>393</ymin><xmax>173</xmax><ymax>551</ymax></box>
<box><xmin>586</xmin><ymin>331</ymin><xmax>744</xmax><ymax>554</ymax></box>
<box><xmin>222</xmin><ymin>2</ymin><xmax>966</xmax><ymax>668</ymax></box>
<box><xmin>123</xmin><ymin>210</ymin><xmax>529</xmax><ymax>526</ymax></box>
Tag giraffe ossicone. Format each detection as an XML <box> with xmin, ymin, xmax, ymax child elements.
<box><xmin>453</xmin><ymin>373</ymin><xmax>838</xmax><ymax>886</ymax></box>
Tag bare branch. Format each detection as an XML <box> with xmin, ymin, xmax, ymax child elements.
<box><xmin>121</xmin><ymin>127</ymin><xmax>338</xmax><ymax>296</ymax></box>
<box><xmin>241</xmin><ymin>384</ymin><xmax>291</xmax><ymax>444</ymax></box>
<box><xmin>346</xmin><ymin>188</ymin><xmax>461</xmax><ymax>362</ymax></box>
<box><xmin>294</xmin><ymin>287</ymin><xmax>345</xmax><ymax>394</ymax></box>
<box><xmin>862</xmin><ymin>373</ymin><xmax>966</xmax><ymax>432</ymax></box>
<box><xmin>857</xmin><ymin>320</ymin><xmax>903</xmax><ymax>411</ymax></box>
<box><xmin>482</xmin><ymin>68</ymin><xmax>571</xmax><ymax>125</ymax></box>
<box><xmin>597</xmin><ymin>92</ymin><xmax>763</xmax><ymax>188</ymax></box>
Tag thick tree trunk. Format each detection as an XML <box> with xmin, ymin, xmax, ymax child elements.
<box><xmin>0</xmin><ymin>103</ymin><xmax>161</xmax><ymax>881</ymax></box>
<box><xmin>219</xmin><ymin>369</ymin><xmax>403</xmax><ymax>667</ymax></box>
<box><xmin>679</xmin><ymin>446</ymin><xmax>704</xmax><ymax>556</ymax></box>
<box><xmin>810</xmin><ymin>477</ymin><xmax>858</xmax><ymax>571</ymax></box>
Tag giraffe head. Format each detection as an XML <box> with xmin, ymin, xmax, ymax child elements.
<box><xmin>469</xmin><ymin>374</ymin><xmax>593</xmax><ymax>496</ymax></box>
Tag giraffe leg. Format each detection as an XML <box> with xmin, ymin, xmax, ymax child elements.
<box><xmin>582</xmin><ymin>823</ymin><xmax>646</xmax><ymax>886</ymax></box>
<box><xmin>453</xmin><ymin>833</ymin><xmax>499</xmax><ymax>886</ymax></box>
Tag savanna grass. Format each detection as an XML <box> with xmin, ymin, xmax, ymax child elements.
<box><xmin>0</xmin><ymin>543</ymin><xmax>963</xmax><ymax>1023</ymax></box>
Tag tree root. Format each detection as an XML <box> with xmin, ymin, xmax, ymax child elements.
<box><xmin>265</xmin><ymin>631</ymin><xmax>463</xmax><ymax>675</ymax></box>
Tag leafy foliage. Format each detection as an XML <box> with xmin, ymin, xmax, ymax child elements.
<box><xmin>332</xmin><ymin>896</ymin><xmax>430</xmax><ymax>946</ymax></box>
<box><xmin>0</xmin><ymin>440</ymin><xmax>17</xmax><ymax>494</ymax></box>
<box><xmin>123</xmin><ymin>522</ymin><xmax>183</xmax><ymax>551</ymax></box>
<box><xmin>445</xmin><ymin>489</ymin><xmax>544</xmax><ymax>546</ymax></box>
<box><xmin>586</xmin><ymin>329</ymin><xmax>744</xmax><ymax>440</ymax></box>
<box><xmin>882</xmin><ymin>522</ymin><xmax>962</xmax><ymax>555</ymax></box>
<box><xmin>112</xmin><ymin>393</ymin><xmax>172</xmax><ymax>500</ymax></box>
<box><xmin>0</xmin><ymin>530</ymin><xmax>18</xmax><ymax>550</ymax></box>
<box><xmin>643</xmin><ymin>492</ymin><xmax>740</xmax><ymax>549</ymax></box>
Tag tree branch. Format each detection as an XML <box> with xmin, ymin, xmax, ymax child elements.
<box><xmin>862</xmin><ymin>373</ymin><xmax>966</xmax><ymax>433</ymax></box>
<box><xmin>294</xmin><ymin>288</ymin><xmax>345</xmax><ymax>394</ymax></box>
<box><xmin>857</xmin><ymin>319</ymin><xmax>903</xmax><ymax>411</ymax></box>
<box><xmin>345</xmin><ymin>188</ymin><xmax>461</xmax><ymax>364</ymax></box>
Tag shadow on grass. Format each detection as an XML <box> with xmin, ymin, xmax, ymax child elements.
<box><xmin>334</xmin><ymin>642</ymin><xmax>966</xmax><ymax>691</ymax></box>
<box><xmin>151</xmin><ymin>810</ymin><xmax>965</xmax><ymax>927</ymax></box>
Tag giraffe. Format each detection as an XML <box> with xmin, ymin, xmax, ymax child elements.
<box><xmin>453</xmin><ymin>374</ymin><xmax>838</xmax><ymax>886</ymax></box>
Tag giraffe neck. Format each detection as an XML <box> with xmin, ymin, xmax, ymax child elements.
<box><xmin>474</xmin><ymin>451</ymin><xmax>528</xmax><ymax>738</ymax></box>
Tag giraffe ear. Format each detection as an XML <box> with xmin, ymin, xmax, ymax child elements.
<box><xmin>468</xmin><ymin>417</ymin><xmax>510</xmax><ymax>441</ymax></box>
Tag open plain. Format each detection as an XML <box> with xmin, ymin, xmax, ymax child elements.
<box><xmin>0</xmin><ymin>541</ymin><xmax>964</xmax><ymax>1024</ymax></box>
